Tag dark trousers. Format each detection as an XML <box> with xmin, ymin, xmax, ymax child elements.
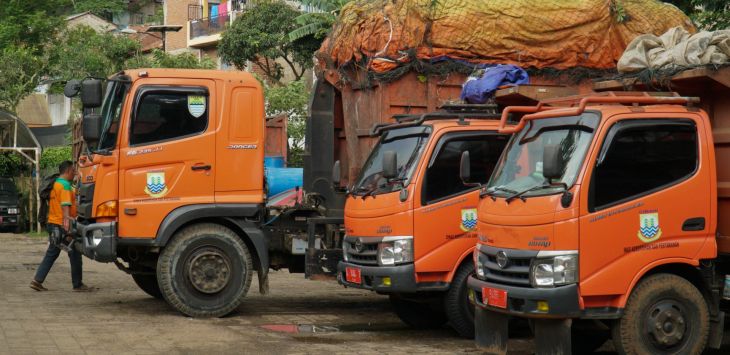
<box><xmin>33</xmin><ymin>223</ymin><xmax>82</xmax><ymax>288</ymax></box>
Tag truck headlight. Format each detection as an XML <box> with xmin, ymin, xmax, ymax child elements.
<box><xmin>530</xmin><ymin>255</ymin><xmax>578</xmax><ymax>287</ymax></box>
<box><xmin>7</xmin><ymin>207</ymin><xmax>18</xmax><ymax>214</ymax></box>
<box><xmin>473</xmin><ymin>248</ymin><xmax>486</xmax><ymax>279</ymax></box>
<box><xmin>342</xmin><ymin>238</ymin><xmax>349</xmax><ymax>262</ymax></box>
<box><xmin>377</xmin><ymin>239</ymin><xmax>413</xmax><ymax>266</ymax></box>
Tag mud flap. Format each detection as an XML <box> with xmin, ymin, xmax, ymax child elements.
<box><xmin>533</xmin><ymin>318</ymin><xmax>572</xmax><ymax>355</ymax></box>
<box><xmin>475</xmin><ymin>307</ymin><xmax>509</xmax><ymax>354</ymax></box>
<box><xmin>708</xmin><ymin>311</ymin><xmax>725</xmax><ymax>349</ymax></box>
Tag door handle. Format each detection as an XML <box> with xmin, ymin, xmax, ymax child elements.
<box><xmin>191</xmin><ymin>164</ymin><xmax>211</xmax><ymax>171</ymax></box>
<box><xmin>682</xmin><ymin>217</ymin><xmax>705</xmax><ymax>231</ymax></box>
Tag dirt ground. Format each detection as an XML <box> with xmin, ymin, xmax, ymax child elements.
<box><xmin>0</xmin><ymin>233</ymin><xmax>728</xmax><ymax>354</ymax></box>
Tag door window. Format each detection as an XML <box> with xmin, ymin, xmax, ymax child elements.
<box><xmin>591</xmin><ymin>120</ymin><xmax>698</xmax><ymax>210</ymax></box>
<box><xmin>423</xmin><ymin>134</ymin><xmax>508</xmax><ymax>204</ymax></box>
<box><xmin>130</xmin><ymin>88</ymin><xmax>209</xmax><ymax>146</ymax></box>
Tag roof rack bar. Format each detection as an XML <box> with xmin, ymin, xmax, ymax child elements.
<box><xmin>498</xmin><ymin>95</ymin><xmax>699</xmax><ymax>134</ymax></box>
<box><xmin>371</xmin><ymin>111</ymin><xmax>502</xmax><ymax>137</ymax></box>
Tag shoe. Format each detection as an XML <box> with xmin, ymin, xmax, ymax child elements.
<box><xmin>30</xmin><ymin>280</ymin><xmax>48</xmax><ymax>291</ymax></box>
<box><xmin>72</xmin><ymin>284</ymin><xmax>96</xmax><ymax>292</ymax></box>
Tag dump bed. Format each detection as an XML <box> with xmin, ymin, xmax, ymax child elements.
<box><xmin>595</xmin><ymin>67</ymin><xmax>730</xmax><ymax>253</ymax></box>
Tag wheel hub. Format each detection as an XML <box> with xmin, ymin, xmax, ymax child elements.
<box><xmin>646</xmin><ymin>301</ymin><xmax>686</xmax><ymax>348</ymax></box>
<box><xmin>187</xmin><ymin>249</ymin><xmax>231</xmax><ymax>294</ymax></box>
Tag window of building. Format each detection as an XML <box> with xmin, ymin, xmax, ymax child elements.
<box><xmin>591</xmin><ymin>120</ymin><xmax>698</xmax><ymax>210</ymax></box>
<box><xmin>423</xmin><ymin>134</ymin><xmax>508</xmax><ymax>204</ymax></box>
<box><xmin>130</xmin><ymin>89</ymin><xmax>208</xmax><ymax>146</ymax></box>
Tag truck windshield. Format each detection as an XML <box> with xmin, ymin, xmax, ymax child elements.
<box><xmin>487</xmin><ymin>112</ymin><xmax>599</xmax><ymax>199</ymax></box>
<box><xmin>96</xmin><ymin>80</ymin><xmax>129</xmax><ymax>152</ymax></box>
<box><xmin>353</xmin><ymin>126</ymin><xmax>430</xmax><ymax>196</ymax></box>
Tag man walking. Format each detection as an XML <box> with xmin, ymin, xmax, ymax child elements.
<box><xmin>30</xmin><ymin>161</ymin><xmax>93</xmax><ymax>292</ymax></box>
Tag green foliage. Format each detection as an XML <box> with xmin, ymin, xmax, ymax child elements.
<box><xmin>0</xmin><ymin>46</ymin><xmax>49</xmax><ymax>112</ymax></box>
<box><xmin>667</xmin><ymin>0</ymin><xmax>730</xmax><ymax>30</ymax></box>
<box><xmin>126</xmin><ymin>49</ymin><xmax>217</xmax><ymax>69</ymax></box>
<box><xmin>0</xmin><ymin>1</ymin><xmax>69</xmax><ymax>53</ymax></box>
<box><xmin>220</xmin><ymin>1</ymin><xmax>319</xmax><ymax>83</ymax></box>
<box><xmin>50</xmin><ymin>26</ymin><xmax>141</xmax><ymax>86</ymax></box>
<box><xmin>264</xmin><ymin>80</ymin><xmax>309</xmax><ymax>167</ymax></box>
<box><xmin>72</xmin><ymin>0</ymin><xmax>126</xmax><ymax>20</ymax></box>
<box><xmin>0</xmin><ymin>153</ymin><xmax>24</xmax><ymax>177</ymax></box>
<box><xmin>289</xmin><ymin>0</ymin><xmax>351</xmax><ymax>42</ymax></box>
<box><xmin>40</xmin><ymin>146</ymin><xmax>72</xmax><ymax>171</ymax></box>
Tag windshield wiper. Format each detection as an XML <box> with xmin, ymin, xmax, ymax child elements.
<box><xmin>482</xmin><ymin>186</ymin><xmax>518</xmax><ymax>200</ymax></box>
<box><xmin>504</xmin><ymin>181</ymin><xmax>567</xmax><ymax>203</ymax></box>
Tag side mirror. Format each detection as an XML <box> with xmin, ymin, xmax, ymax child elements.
<box><xmin>542</xmin><ymin>144</ymin><xmax>564</xmax><ymax>181</ymax></box>
<box><xmin>82</xmin><ymin>113</ymin><xmax>102</xmax><ymax>145</ymax></box>
<box><xmin>80</xmin><ymin>79</ymin><xmax>103</xmax><ymax>108</ymax></box>
<box><xmin>332</xmin><ymin>160</ymin><xmax>342</xmax><ymax>186</ymax></box>
<box><xmin>63</xmin><ymin>80</ymin><xmax>81</xmax><ymax>98</ymax></box>
<box><xmin>460</xmin><ymin>151</ymin><xmax>471</xmax><ymax>184</ymax></box>
<box><xmin>382</xmin><ymin>150</ymin><xmax>398</xmax><ymax>179</ymax></box>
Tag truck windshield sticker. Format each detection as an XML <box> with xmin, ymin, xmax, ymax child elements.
<box><xmin>144</xmin><ymin>172</ymin><xmax>169</xmax><ymax>198</ymax></box>
<box><xmin>460</xmin><ymin>208</ymin><xmax>477</xmax><ymax>232</ymax></box>
<box><xmin>638</xmin><ymin>210</ymin><xmax>662</xmax><ymax>243</ymax></box>
<box><xmin>187</xmin><ymin>95</ymin><xmax>206</xmax><ymax>118</ymax></box>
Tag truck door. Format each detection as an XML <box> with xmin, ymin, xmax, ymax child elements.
<box><xmin>579</xmin><ymin>115</ymin><xmax>711</xmax><ymax>297</ymax></box>
<box><xmin>118</xmin><ymin>81</ymin><xmax>216</xmax><ymax>238</ymax></box>
<box><xmin>413</xmin><ymin>132</ymin><xmax>509</xmax><ymax>274</ymax></box>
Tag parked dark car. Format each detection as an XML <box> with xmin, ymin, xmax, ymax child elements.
<box><xmin>0</xmin><ymin>178</ymin><xmax>20</xmax><ymax>232</ymax></box>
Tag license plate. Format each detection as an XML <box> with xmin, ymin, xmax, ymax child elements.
<box><xmin>345</xmin><ymin>267</ymin><xmax>362</xmax><ymax>284</ymax></box>
<box><xmin>482</xmin><ymin>287</ymin><xmax>508</xmax><ymax>309</ymax></box>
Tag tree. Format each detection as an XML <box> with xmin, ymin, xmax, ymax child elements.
<box><xmin>0</xmin><ymin>1</ymin><xmax>69</xmax><ymax>53</ymax></box>
<box><xmin>72</xmin><ymin>0</ymin><xmax>126</xmax><ymax>20</ymax></box>
<box><xmin>219</xmin><ymin>1</ymin><xmax>319</xmax><ymax>84</ymax></box>
<box><xmin>0</xmin><ymin>46</ymin><xmax>49</xmax><ymax>113</ymax></box>
<box><xmin>667</xmin><ymin>0</ymin><xmax>730</xmax><ymax>30</ymax></box>
<box><xmin>126</xmin><ymin>49</ymin><xmax>217</xmax><ymax>70</ymax></box>
<box><xmin>264</xmin><ymin>80</ymin><xmax>309</xmax><ymax>167</ymax></box>
<box><xmin>288</xmin><ymin>0</ymin><xmax>351</xmax><ymax>42</ymax></box>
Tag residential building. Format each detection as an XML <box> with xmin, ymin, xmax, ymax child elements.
<box><xmin>164</xmin><ymin>0</ymin><xmax>312</xmax><ymax>82</ymax></box>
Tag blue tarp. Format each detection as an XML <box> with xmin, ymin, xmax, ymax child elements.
<box><xmin>460</xmin><ymin>65</ymin><xmax>529</xmax><ymax>104</ymax></box>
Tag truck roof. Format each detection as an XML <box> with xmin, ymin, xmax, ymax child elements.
<box><xmin>121</xmin><ymin>68</ymin><xmax>261</xmax><ymax>87</ymax></box>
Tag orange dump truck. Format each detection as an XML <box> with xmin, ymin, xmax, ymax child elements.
<box><xmin>466</xmin><ymin>67</ymin><xmax>730</xmax><ymax>353</ymax></box>
<box><xmin>337</xmin><ymin>105</ymin><xmax>510</xmax><ymax>337</ymax></box>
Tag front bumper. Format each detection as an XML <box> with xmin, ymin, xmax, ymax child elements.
<box><xmin>468</xmin><ymin>275</ymin><xmax>580</xmax><ymax>318</ymax></box>
<box><xmin>0</xmin><ymin>215</ymin><xmax>18</xmax><ymax>226</ymax></box>
<box><xmin>76</xmin><ymin>221</ymin><xmax>117</xmax><ymax>262</ymax></box>
<box><xmin>337</xmin><ymin>261</ymin><xmax>417</xmax><ymax>293</ymax></box>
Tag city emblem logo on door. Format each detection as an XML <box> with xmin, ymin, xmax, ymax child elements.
<box><xmin>460</xmin><ymin>208</ymin><xmax>478</xmax><ymax>232</ymax></box>
<box><xmin>187</xmin><ymin>95</ymin><xmax>206</xmax><ymax>118</ymax></box>
<box><xmin>637</xmin><ymin>210</ymin><xmax>662</xmax><ymax>243</ymax></box>
<box><xmin>144</xmin><ymin>172</ymin><xmax>169</xmax><ymax>198</ymax></box>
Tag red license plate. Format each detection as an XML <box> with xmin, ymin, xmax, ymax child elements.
<box><xmin>345</xmin><ymin>267</ymin><xmax>362</xmax><ymax>284</ymax></box>
<box><xmin>482</xmin><ymin>287</ymin><xmax>508</xmax><ymax>309</ymax></box>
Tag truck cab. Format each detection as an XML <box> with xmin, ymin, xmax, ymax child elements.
<box><xmin>468</xmin><ymin>89</ymin><xmax>729</xmax><ymax>354</ymax></box>
<box><xmin>338</xmin><ymin>106</ymin><xmax>510</xmax><ymax>337</ymax></box>
<box><xmin>71</xmin><ymin>69</ymin><xmax>270</xmax><ymax>317</ymax></box>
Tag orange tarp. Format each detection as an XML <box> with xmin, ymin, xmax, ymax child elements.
<box><xmin>318</xmin><ymin>0</ymin><xmax>695</xmax><ymax>72</ymax></box>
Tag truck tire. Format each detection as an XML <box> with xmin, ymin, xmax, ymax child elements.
<box><xmin>444</xmin><ymin>262</ymin><xmax>475</xmax><ymax>338</ymax></box>
<box><xmin>157</xmin><ymin>223</ymin><xmax>253</xmax><ymax>317</ymax></box>
<box><xmin>131</xmin><ymin>273</ymin><xmax>163</xmax><ymax>299</ymax></box>
<box><xmin>389</xmin><ymin>294</ymin><xmax>448</xmax><ymax>329</ymax></box>
<box><xmin>612</xmin><ymin>273</ymin><xmax>709</xmax><ymax>355</ymax></box>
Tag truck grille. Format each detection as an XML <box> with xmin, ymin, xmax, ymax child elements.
<box><xmin>478</xmin><ymin>245</ymin><xmax>538</xmax><ymax>287</ymax></box>
<box><xmin>344</xmin><ymin>236</ymin><xmax>380</xmax><ymax>266</ymax></box>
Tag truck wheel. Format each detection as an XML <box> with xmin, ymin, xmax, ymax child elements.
<box><xmin>157</xmin><ymin>223</ymin><xmax>253</xmax><ymax>317</ymax></box>
<box><xmin>444</xmin><ymin>262</ymin><xmax>475</xmax><ymax>338</ymax></box>
<box><xmin>612</xmin><ymin>273</ymin><xmax>709</xmax><ymax>355</ymax></box>
<box><xmin>131</xmin><ymin>273</ymin><xmax>163</xmax><ymax>299</ymax></box>
<box><xmin>389</xmin><ymin>294</ymin><xmax>448</xmax><ymax>329</ymax></box>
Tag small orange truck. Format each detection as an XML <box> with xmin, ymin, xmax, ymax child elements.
<box><xmin>336</xmin><ymin>105</ymin><xmax>510</xmax><ymax>337</ymax></box>
<box><xmin>466</xmin><ymin>67</ymin><xmax>730</xmax><ymax>353</ymax></box>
